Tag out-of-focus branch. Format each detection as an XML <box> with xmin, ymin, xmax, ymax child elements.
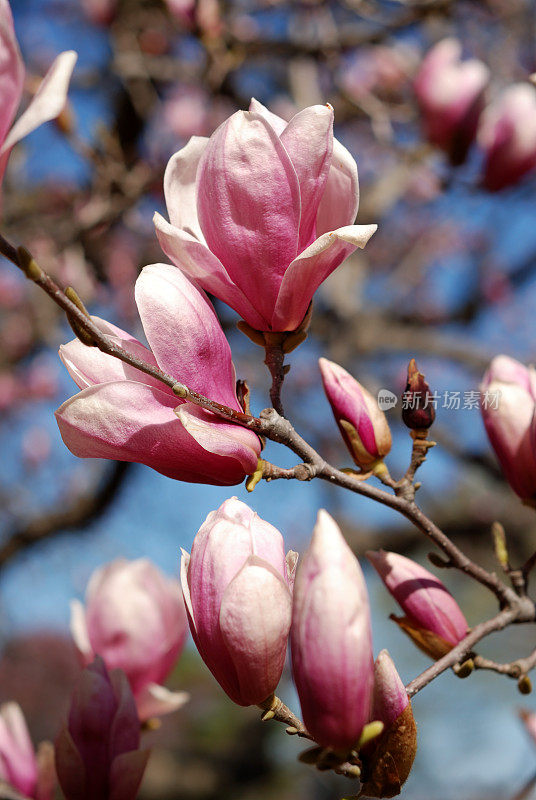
<box><xmin>0</xmin><ymin>461</ymin><xmax>130</xmax><ymax>569</ymax></box>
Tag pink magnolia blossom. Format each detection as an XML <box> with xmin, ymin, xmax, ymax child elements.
<box><xmin>359</xmin><ymin>651</ymin><xmax>417</xmax><ymax>798</ymax></box>
<box><xmin>55</xmin><ymin>263</ymin><xmax>261</xmax><ymax>485</ymax></box>
<box><xmin>478</xmin><ymin>84</ymin><xmax>536</xmax><ymax>191</ymax></box>
<box><xmin>55</xmin><ymin>658</ymin><xmax>149</xmax><ymax>800</ymax></box>
<box><xmin>154</xmin><ymin>99</ymin><xmax>377</xmax><ymax>334</ymax></box>
<box><xmin>0</xmin><ymin>702</ymin><xmax>55</xmax><ymax>800</ymax></box>
<box><xmin>319</xmin><ymin>357</ymin><xmax>391</xmax><ymax>469</ymax></box>
<box><xmin>181</xmin><ymin>497</ymin><xmax>296</xmax><ymax>706</ymax></box>
<box><xmin>81</xmin><ymin>0</ymin><xmax>117</xmax><ymax>26</ymax></box>
<box><xmin>70</xmin><ymin>558</ymin><xmax>189</xmax><ymax>721</ymax></box>
<box><xmin>291</xmin><ymin>510</ymin><xmax>374</xmax><ymax>749</ymax></box>
<box><xmin>414</xmin><ymin>38</ymin><xmax>489</xmax><ymax>164</ymax></box>
<box><xmin>367</xmin><ymin>550</ymin><xmax>468</xmax><ymax>659</ymax></box>
<box><xmin>480</xmin><ymin>355</ymin><xmax>536</xmax><ymax>502</ymax></box>
<box><xmin>0</xmin><ymin>0</ymin><xmax>77</xmax><ymax>186</ymax></box>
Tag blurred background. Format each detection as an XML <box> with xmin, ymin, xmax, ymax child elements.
<box><xmin>1</xmin><ymin>0</ymin><xmax>536</xmax><ymax>797</ymax></box>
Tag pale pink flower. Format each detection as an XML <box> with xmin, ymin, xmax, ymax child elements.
<box><xmin>0</xmin><ymin>1</ymin><xmax>77</xmax><ymax>186</ymax></box>
<box><xmin>55</xmin><ymin>658</ymin><xmax>149</xmax><ymax>800</ymax></box>
<box><xmin>367</xmin><ymin>550</ymin><xmax>468</xmax><ymax>659</ymax></box>
<box><xmin>70</xmin><ymin>558</ymin><xmax>189</xmax><ymax>721</ymax></box>
<box><xmin>291</xmin><ymin>510</ymin><xmax>374</xmax><ymax>749</ymax></box>
<box><xmin>154</xmin><ymin>99</ymin><xmax>377</xmax><ymax>334</ymax></box>
<box><xmin>372</xmin><ymin>650</ymin><xmax>409</xmax><ymax>728</ymax></box>
<box><xmin>0</xmin><ymin>702</ymin><xmax>54</xmax><ymax>800</ymax></box>
<box><xmin>478</xmin><ymin>84</ymin><xmax>536</xmax><ymax>191</ymax></box>
<box><xmin>319</xmin><ymin>357</ymin><xmax>391</xmax><ymax>469</ymax></box>
<box><xmin>414</xmin><ymin>38</ymin><xmax>489</xmax><ymax>164</ymax></box>
<box><xmin>55</xmin><ymin>263</ymin><xmax>261</xmax><ymax>485</ymax></box>
<box><xmin>480</xmin><ymin>355</ymin><xmax>536</xmax><ymax>502</ymax></box>
<box><xmin>181</xmin><ymin>497</ymin><xmax>296</xmax><ymax>706</ymax></box>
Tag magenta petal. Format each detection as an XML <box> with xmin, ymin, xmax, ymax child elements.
<box><xmin>59</xmin><ymin>316</ymin><xmax>161</xmax><ymax>391</ymax></box>
<box><xmin>2</xmin><ymin>50</ymin><xmax>77</xmax><ymax>153</ymax></box>
<box><xmin>272</xmin><ymin>224</ymin><xmax>377</xmax><ymax>331</ymax></box>
<box><xmin>154</xmin><ymin>215</ymin><xmax>268</xmax><ymax>330</ymax></box>
<box><xmin>135</xmin><ymin>263</ymin><xmax>240</xmax><ymax>407</ymax></box>
<box><xmin>0</xmin><ymin>0</ymin><xmax>24</xmax><ymax>147</ymax></box>
<box><xmin>316</xmin><ymin>138</ymin><xmax>360</xmax><ymax>235</ymax></box>
<box><xmin>280</xmin><ymin>105</ymin><xmax>334</xmax><ymax>250</ymax></box>
<box><xmin>163</xmin><ymin>136</ymin><xmax>208</xmax><ymax>238</ymax></box>
<box><xmin>197</xmin><ymin>110</ymin><xmax>301</xmax><ymax>324</ymax></box>
<box><xmin>55</xmin><ymin>380</ymin><xmax>257</xmax><ymax>485</ymax></box>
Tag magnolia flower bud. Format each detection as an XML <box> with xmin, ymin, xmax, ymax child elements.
<box><xmin>480</xmin><ymin>355</ymin><xmax>536</xmax><ymax>503</ymax></box>
<box><xmin>291</xmin><ymin>510</ymin><xmax>374</xmax><ymax>749</ymax></box>
<box><xmin>367</xmin><ymin>550</ymin><xmax>468</xmax><ymax>659</ymax></box>
<box><xmin>0</xmin><ymin>703</ymin><xmax>55</xmax><ymax>800</ymax></box>
<box><xmin>70</xmin><ymin>558</ymin><xmax>189</xmax><ymax>720</ymax></box>
<box><xmin>359</xmin><ymin>650</ymin><xmax>417</xmax><ymax>798</ymax></box>
<box><xmin>319</xmin><ymin>358</ymin><xmax>391</xmax><ymax>470</ymax></box>
<box><xmin>181</xmin><ymin>498</ymin><xmax>295</xmax><ymax>706</ymax></box>
<box><xmin>55</xmin><ymin>658</ymin><xmax>149</xmax><ymax>800</ymax></box>
<box><xmin>414</xmin><ymin>38</ymin><xmax>489</xmax><ymax>165</ymax></box>
<box><xmin>478</xmin><ymin>84</ymin><xmax>536</xmax><ymax>192</ymax></box>
<box><xmin>401</xmin><ymin>359</ymin><xmax>435</xmax><ymax>431</ymax></box>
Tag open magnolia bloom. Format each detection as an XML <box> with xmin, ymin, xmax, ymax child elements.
<box><xmin>154</xmin><ymin>98</ymin><xmax>377</xmax><ymax>335</ymax></box>
<box><xmin>55</xmin><ymin>263</ymin><xmax>261</xmax><ymax>485</ymax></box>
<box><xmin>0</xmin><ymin>0</ymin><xmax>77</xmax><ymax>186</ymax></box>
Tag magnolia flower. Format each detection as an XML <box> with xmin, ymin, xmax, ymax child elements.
<box><xmin>70</xmin><ymin>558</ymin><xmax>189</xmax><ymax>721</ymax></box>
<box><xmin>55</xmin><ymin>263</ymin><xmax>261</xmax><ymax>485</ymax></box>
<box><xmin>291</xmin><ymin>510</ymin><xmax>374</xmax><ymax>749</ymax></box>
<box><xmin>478</xmin><ymin>84</ymin><xmax>536</xmax><ymax>191</ymax></box>
<box><xmin>359</xmin><ymin>650</ymin><xmax>417</xmax><ymax>799</ymax></box>
<box><xmin>414</xmin><ymin>38</ymin><xmax>489</xmax><ymax>164</ymax></box>
<box><xmin>480</xmin><ymin>355</ymin><xmax>536</xmax><ymax>502</ymax></box>
<box><xmin>367</xmin><ymin>550</ymin><xmax>468</xmax><ymax>659</ymax></box>
<box><xmin>0</xmin><ymin>703</ymin><xmax>55</xmax><ymax>800</ymax></box>
<box><xmin>0</xmin><ymin>0</ymin><xmax>77</xmax><ymax>186</ymax></box>
<box><xmin>55</xmin><ymin>658</ymin><xmax>149</xmax><ymax>800</ymax></box>
<box><xmin>319</xmin><ymin>357</ymin><xmax>391</xmax><ymax>470</ymax></box>
<box><xmin>181</xmin><ymin>497</ymin><xmax>296</xmax><ymax>706</ymax></box>
<box><xmin>154</xmin><ymin>99</ymin><xmax>377</xmax><ymax>335</ymax></box>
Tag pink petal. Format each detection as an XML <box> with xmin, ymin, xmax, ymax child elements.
<box><xmin>248</xmin><ymin>97</ymin><xmax>287</xmax><ymax>135</ymax></box>
<box><xmin>219</xmin><ymin>556</ymin><xmax>291</xmax><ymax>705</ymax></box>
<box><xmin>272</xmin><ymin>223</ymin><xmax>377</xmax><ymax>331</ymax></box>
<box><xmin>59</xmin><ymin>316</ymin><xmax>162</xmax><ymax>391</ymax></box>
<box><xmin>175</xmin><ymin>405</ymin><xmax>260</xmax><ymax>474</ymax></box>
<box><xmin>154</xmin><ymin>215</ymin><xmax>268</xmax><ymax>330</ymax></box>
<box><xmin>163</xmin><ymin>136</ymin><xmax>208</xmax><ymax>238</ymax></box>
<box><xmin>69</xmin><ymin>600</ymin><xmax>93</xmax><ymax>664</ymax></box>
<box><xmin>135</xmin><ymin>263</ymin><xmax>240</xmax><ymax>407</ymax></box>
<box><xmin>1</xmin><ymin>50</ymin><xmax>77</xmax><ymax>153</ymax></box>
<box><xmin>196</xmin><ymin>110</ymin><xmax>301</xmax><ymax>324</ymax></box>
<box><xmin>0</xmin><ymin>0</ymin><xmax>24</xmax><ymax>146</ymax></box>
<box><xmin>55</xmin><ymin>380</ymin><xmax>258</xmax><ymax>485</ymax></box>
<box><xmin>316</xmin><ymin>138</ymin><xmax>360</xmax><ymax>235</ymax></box>
<box><xmin>134</xmin><ymin>684</ymin><xmax>189</xmax><ymax>722</ymax></box>
<box><xmin>280</xmin><ymin>105</ymin><xmax>334</xmax><ymax>250</ymax></box>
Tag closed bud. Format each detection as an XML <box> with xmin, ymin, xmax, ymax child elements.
<box><xmin>0</xmin><ymin>703</ymin><xmax>55</xmax><ymax>800</ymax></box>
<box><xmin>401</xmin><ymin>359</ymin><xmax>435</xmax><ymax>431</ymax></box>
<box><xmin>55</xmin><ymin>657</ymin><xmax>149</xmax><ymax>800</ymax></box>
<box><xmin>319</xmin><ymin>358</ymin><xmax>391</xmax><ymax>470</ymax></box>
<box><xmin>359</xmin><ymin>650</ymin><xmax>417</xmax><ymax>798</ymax></box>
<box><xmin>478</xmin><ymin>84</ymin><xmax>536</xmax><ymax>192</ymax></box>
<box><xmin>480</xmin><ymin>355</ymin><xmax>536</xmax><ymax>504</ymax></box>
<box><xmin>181</xmin><ymin>498</ymin><xmax>294</xmax><ymax>706</ymax></box>
<box><xmin>367</xmin><ymin>550</ymin><xmax>468</xmax><ymax>660</ymax></box>
<box><xmin>291</xmin><ymin>510</ymin><xmax>374</xmax><ymax>750</ymax></box>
